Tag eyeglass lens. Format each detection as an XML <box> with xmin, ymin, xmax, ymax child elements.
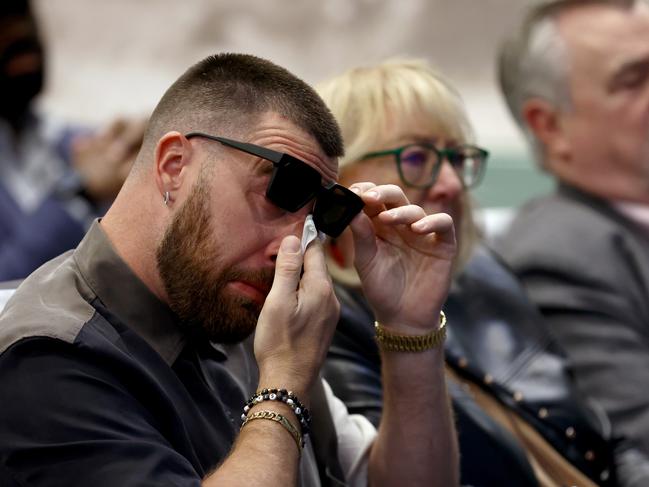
<box><xmin>266</xmin><ymin>156</ymin><xmax>320</xmax><ymax>212</ymax></box>
<box><xmin>266</xmin><ymin>157</ymin><xmax>364</xmax><ymax>237</ymax></box>
<box><xmin>185</xmin><ymin>131</ymin><xmax>364</xmax><ymax>237</ymax></box>
<box><xmin>313</xmin><ymin>185</ymin><xmax>365</xmax><ymax>238</ymax></box>
<box><xmin>399</xmin><ymin>144</ymin><xmax>484</xmax><ymax>188</ymax></box>
<box><xmin>445</xmin><ymin>147</ymin><xmax>485</xmax><ymax>188</ymax></box>
<box><xmin>399</xmin><ymin>144</ymin><xmax>441</xmax><ymax>187</ymax></box>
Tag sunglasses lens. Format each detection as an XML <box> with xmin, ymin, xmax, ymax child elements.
<box><xmin>313</xmin><ymin>185</ymin><xmax>365</xmax><ymax>237</ymax></box>
<box><xmin>266</xmin><ymin>157</ymin><xmax>320</xmax><ymax>212</ymax></box>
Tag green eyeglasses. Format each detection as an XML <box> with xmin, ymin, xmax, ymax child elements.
<box><xmin>361</xmin><ymin>143</ymin><xmax>488</xmax><ymax>189</ymax></box>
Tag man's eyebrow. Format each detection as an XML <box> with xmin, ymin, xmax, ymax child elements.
<box><xmin>608</xmin><ymin>53</ymin><xmax>649</xmax><ymax>91</ymax></box>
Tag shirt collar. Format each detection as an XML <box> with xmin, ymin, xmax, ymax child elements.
<box><xmin>73</xmin><ymin>220</ymin><xmax>228</xmax><ymax>365</ymax></box>
<box><xmin>612</xmin><ymin>200</ymin><xmax>649</xmax><ymax>236</ymax></box>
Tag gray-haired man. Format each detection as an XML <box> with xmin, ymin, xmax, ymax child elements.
<box><xmin>497</xmin><ymin>1</ymin><xmax>649</xmax><ymax>484</ymax></box>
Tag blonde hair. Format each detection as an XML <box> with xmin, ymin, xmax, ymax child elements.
<box><xmin>317</xmin><ymin>58</ymin><xmax>481</xmax><ymax>283</ymax></box>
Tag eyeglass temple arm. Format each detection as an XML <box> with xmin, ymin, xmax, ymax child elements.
<box><xmin>185</xmin><ymin>132</ymin><xmax>284</xmax><ymax>164</ymax></box>
<box><xmin>438</xmin><ymin>146</ymin><xmax>490</xmax><ymax>158</ymax></box>
<box><xmin>361</xmin><ymin>148</ymin><xmax>400</xmax><ymax>160</ymax></box>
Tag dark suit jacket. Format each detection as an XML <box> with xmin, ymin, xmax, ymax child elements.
<box><xmin>498</xmin><ymin>184</ymin><xmax>649</xmax><ymax>486</ymax></box>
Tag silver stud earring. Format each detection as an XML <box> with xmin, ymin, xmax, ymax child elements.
<box><xmin>163</xmin><ymin>191</ymin><xmax>170</xmax><ymax>206</ymax></box>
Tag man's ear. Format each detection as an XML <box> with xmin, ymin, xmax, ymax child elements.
<box><xmin>153</xmin><ymin>131</ymin><xmax>194</xmax><ymax>204</ymax></box>
<box><xmin>522</xmin><ymin>98</ymin><xmax>571</xmax><ymax>162</ymax></box>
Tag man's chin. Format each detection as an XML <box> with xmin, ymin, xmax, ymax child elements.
<box><xmin>198</xmin><ymin>300</ymin><xmax>261</xmax><ymax>345</ymax></box>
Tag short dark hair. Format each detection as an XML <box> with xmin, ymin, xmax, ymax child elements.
<box><xmin>143</xmin><ymin>53</ymin><xmax>344</xmax><ymax>159</ymax></box>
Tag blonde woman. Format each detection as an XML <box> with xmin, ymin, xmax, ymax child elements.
<box><xmin>318</xmin><ymin>59</ymin><xmax>614</xmax><ymax>487</ymax></box>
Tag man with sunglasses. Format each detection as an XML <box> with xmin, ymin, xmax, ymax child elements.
<box><xmin>0</xmin><ymin>53</ymin><xmax>458</xmax><ymax>486</ymax></box>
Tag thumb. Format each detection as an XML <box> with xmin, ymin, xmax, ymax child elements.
<box><xmin>269</xmin><ymin>235</ymin><xmax>303</xmax><ymax>296</ymax></box>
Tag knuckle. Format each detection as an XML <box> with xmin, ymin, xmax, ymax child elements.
<box><xmin>313</xmin><ymin>280</ymin><xmax>334</xmax><ymax>299</ymax></box>
<box><xmin>276</xmin><ymin>259</ymin><xmax>301</xmax><ymax>277</ymax></box>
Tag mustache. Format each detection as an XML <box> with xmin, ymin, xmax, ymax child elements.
<box><xmin>221</xmin><ymin>266</ymin><xmax>275</xmax><ymax>293</ymax></box>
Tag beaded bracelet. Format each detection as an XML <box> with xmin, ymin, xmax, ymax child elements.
<box><xmin>241</xmin><ymin>409</ymin><xmax>303</xmax><ymax>452</ymax></box>
<box><xmin>241</xmin><ymin>388</ymin><xmax>311</xmax><ymax>437</ymax></box>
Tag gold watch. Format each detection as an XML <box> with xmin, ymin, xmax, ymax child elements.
<box><xmin>374</xmin><ymin>311</ymin><xmax>447</xmax><ymax>352</ymax></box>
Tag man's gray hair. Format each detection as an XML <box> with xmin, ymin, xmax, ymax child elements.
<box><xmin>497</xmin><ymin>0</ymin><xmax>637</xmax><ymax>165</ymax></box>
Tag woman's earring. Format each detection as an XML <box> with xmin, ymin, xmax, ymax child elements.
<box><xmin>163</xmin><ymin>191</ymin><xmax>170</xmax><ymax>206</ymax></box>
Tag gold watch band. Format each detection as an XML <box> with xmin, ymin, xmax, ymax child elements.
<box><xmin>374</xmin><ymin>311</ymin><xmax>447</xmax><ymax>352</ymax></box>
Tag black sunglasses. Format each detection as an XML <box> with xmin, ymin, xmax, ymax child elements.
<box><xmin>185</xmin><ymin>132</ymin><xmax>365</xmax><ymax>237</ymax></box>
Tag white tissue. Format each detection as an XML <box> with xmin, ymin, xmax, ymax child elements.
<box><xmin>301</xmin><ymin>214</ymin><xmax>326</xmax><ymax>253</ymax></box>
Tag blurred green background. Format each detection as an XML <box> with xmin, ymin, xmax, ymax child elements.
<box><xmin>473</xmin><ymin>148</ymin><xmax>554</xmax><ymax>209</ymax></box>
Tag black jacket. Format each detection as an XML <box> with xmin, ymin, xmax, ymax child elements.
<box><xmin>324</xmin><ymin>246</ymin><xmax>614</xmax><ymax>486</ymax></box>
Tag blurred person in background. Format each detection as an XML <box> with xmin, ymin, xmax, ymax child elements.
<box><xmin>0</xmin><ymin>0</ymin><xmax>144</xmax><ymax>281</ymax></box>
<box><xmin>317</xmin><ymin>58</ymin><xmax>616</xmax><ymax>487</ymax></box>
<box><xmin>497</xmin><ymin>1</ymin><xmax>649</xmax><ymax>483</ymax></box>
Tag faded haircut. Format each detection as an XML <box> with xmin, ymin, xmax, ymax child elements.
<box><xmin>138</xmin><ymin>53</ymin><xmax>343</xmax><ymax>168</ymax></box>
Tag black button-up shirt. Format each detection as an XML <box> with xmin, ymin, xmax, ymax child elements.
<box><xmin>0</xmin><ymin>222</ymin><xmax>326</xmax><ymax>486</ymax></box>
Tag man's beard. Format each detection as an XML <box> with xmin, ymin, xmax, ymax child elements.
<box><xmin>156</xmin><ymin>179</ymin><xmax>274</xmax><ymax>344</ymax></box>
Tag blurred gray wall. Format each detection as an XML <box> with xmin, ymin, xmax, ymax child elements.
<box><xmin>33</xmin><ymin>0</ymin><xmax>553</xmax><ymax>210</ymax></box>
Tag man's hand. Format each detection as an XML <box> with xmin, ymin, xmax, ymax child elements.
<box><xmin>348</xmin><ymin>183</ymin><xmax>456</xmax><ymax>332</ymax></box>
<box><xmin>71</xmin><ymin>117</ymin><xmax>146</xmax><ymax>203</ymax></box>
<box><xmin>254</xmin><ymin>235</ymin><xmax>340</xmax><ymax>401</ymax></box>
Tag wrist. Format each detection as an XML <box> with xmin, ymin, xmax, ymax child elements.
<box><xmin>375</xmin><ymin>308</ymin><xmax>445</xmax><ymax>334</ymax></box>
<box><xmin>375</xmin><ymin>311</ymin><xmax>447</xmax><ymax>353</ymax></box>
<box><xmin>257</xmin><ymin>373</ymin><xmax>311</xmax><ymax>406</ymax></box>
<box><xmin>242</xmin><ymin>387</ymin><xmax>311</xmax><ymax>446</ymax></box>
<box><xmin>240</xmin><ymin>409</ymin><xmax>303</xmax><ymax>453</ymax></box>
<box><xmin>247</xmin><ymin>397</ymin><xmax>296</xmax><ymax>420</ymax></box>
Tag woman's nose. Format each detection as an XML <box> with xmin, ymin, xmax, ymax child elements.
<box><xmin>424</xmin><ymin>161</ymin><xmax>463</xmax><ymax>203</ymax></box>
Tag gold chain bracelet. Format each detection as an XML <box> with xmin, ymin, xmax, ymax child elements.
<box><xmin>241</xmin><ymin>410</ymin><xmax>303</xmax><ymax>453</ymax></box>
<box><xmin>374</xmin><ymin>311</ymin><xmax>447</xmax><ymax>352</ymax></box>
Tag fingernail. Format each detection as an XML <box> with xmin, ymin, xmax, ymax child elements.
<box><xmin>350</xmin><ymin>187</ymin><xmax>360</xmax><ymax>194</ymax></box>
<box><xmin>281</xmin><ymin>236</ymin><xmax>300</xmax><ymax>254</ymax></box>
<box><xmin>366</xmin><ymin>191</ymin><xmax>379</xmax><ymax>199</ymax></box>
